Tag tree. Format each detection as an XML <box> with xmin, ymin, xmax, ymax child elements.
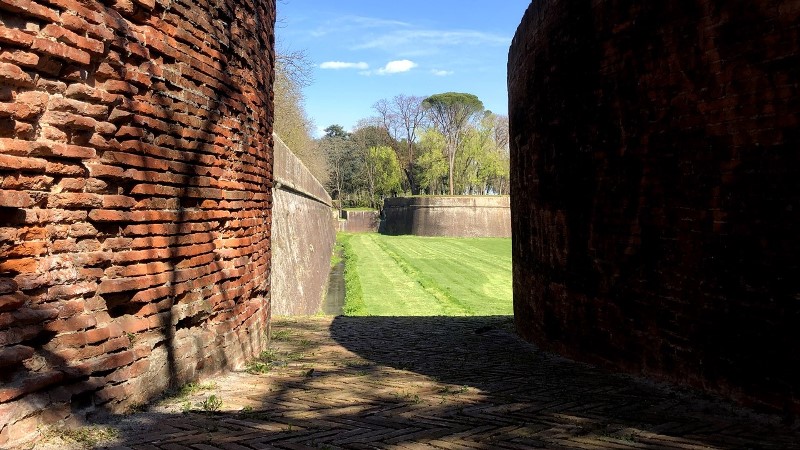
<box><xmin>272</xmin><ymin>48</ymin><xmax>329</xmax><ymax>185</ymax></box>
<box><xmin>350</xmin><ymin>121</ymin><xmax>398</xmax><ymax>208</ymax></box>
<box><xmin>324</xmin><ymin>124</ymin><xmax>349</xmax><ymax>138</ymax></box>
<box><xmin>364</xmin><ymin>146</ymin><xmax>403</xmax><ymax>208</ymax></box>
<box><xmin>416</xmin><ymin>129</ymin><xmax>448</xmax><ymax>195</ymax></box>
<box><xmin>422</xmin><ymin>93</ymin><xmax>484</xmax><ymax>195</ymax></box>
<box><xmin>319</xmin><ymin>125</ymin><xmax>354</xmax><ymax>209</ymax></box>
<box><xmin>373</xmin><ymin>95</ymin><xmax>427</xmax><ymax>194</ymax></box>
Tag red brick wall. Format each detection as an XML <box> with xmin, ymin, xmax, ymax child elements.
<box><xmin>0</xmin><ymin>0</ymin><xmax>275</xmax><ymax>444</ymax></box>
<box><xmin>508</xmin><ymin>1</ymin><xmax>799</xmax><ymax>414</ymax></box>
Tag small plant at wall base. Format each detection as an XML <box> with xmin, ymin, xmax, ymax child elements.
<box><xmin>198</xmin><ymin>395</ymin><xmax>223</xmax><ymax>412</ymax></box>
<box><xmin>44</xmin><ymin>426</ymin><xmax>119</xmax><ymax>449</ymax></box>
<box><xmin>246</xmin><ymin>349</ymin><xmax>281</xmax><ymax>374</ymax></box>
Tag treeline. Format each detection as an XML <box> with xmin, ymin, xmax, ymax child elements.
<box><xmin>273</xmin><ymin>57</ymin><xmax>509</xmax><ymax>209</ymax></box>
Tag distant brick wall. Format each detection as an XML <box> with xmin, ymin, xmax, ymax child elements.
<box><xmin>382</xmin><ymin>196</ymin><xmax>511</xmax><ymax>237</ymax></box>
<box><xmin>271</xmin><ymin>134</ymin><xmax>336</xmax><ymax>315</ymax></box>
<box><xmin>509</xmin><ymin>1</ymin><xmax>800</xmax><ymax>413</ymax></box>
<box><xmin>0</xmin><ymin>0</ymin><xmax>275</xmax><ymax>445</ymax></box>
<box><xmin>339</xmin><ymin>210</ymin><xmax>379</xmax><ymax>233</ymax></box>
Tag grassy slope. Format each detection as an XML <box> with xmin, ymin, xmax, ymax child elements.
<box><xmin>341</xmin><ymin>234</ymin><xmax>512</xmax><ymax>316</ymax></box>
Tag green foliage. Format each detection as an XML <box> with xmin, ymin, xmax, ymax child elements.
<box><xmin>373</xmin><ymin>95</ymin><xmax>428</xmax><ymax>194</ymax></box>
<box><xmin>422</xmin><ymin>92</ymin><xmax>484</xmax><ymax>113</ymax></box>
<box><xmin>273</xmin><ymin>52</ymin><xmax>327</xmax><ymax>185</ymax></box>
<box><xmin>272</xmin><ymin>329</ymin><xmax>292</xmax><ymax>341</ymax></box>
<box><xmin>338</xmin><ymin>233</ymin><xmax>367</xmax><ymax>316</ymax></box>
<box><xmin>197</xmin><ymin>394</ymin><xmax>223</xmax><ymax>412</ymax></box>
<box><xmin>422</xmin><ymin>92</ymin><xmax>486</xmax><ymax>195</ymax></box>
<box><xmin>367</xmin><ymin>145</ymin><xmax>403</xmax><ymax>201</ymax></box>
<box><xmin>246</xmin><ymin>349</ymin><xmax>281</xmax><ymax>374</ymax></box>
<box><xmin>416</xmin><ymin>129</ymin><xmax>448</xmax><ymax>194</ymax></box>
<box><xmin>175</xmin><ymin>382</ymin><xmax>217</xmax><ymax>399</ymax></box>
<box><xmin>324</xmin><ymin>124</ymin><xmax>349</xmax><ymax>138</ymax></box>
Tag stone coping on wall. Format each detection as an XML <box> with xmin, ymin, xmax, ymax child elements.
<box><xmin>273</xmin><ymin>133</ymin><xmax>332</xmax><ymax>207</ymax></box>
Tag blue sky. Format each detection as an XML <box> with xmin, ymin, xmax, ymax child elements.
<box><xmin>276</xmin><ymin>0</ymin><xmax>532</xmax><ymax>136</ymax></box>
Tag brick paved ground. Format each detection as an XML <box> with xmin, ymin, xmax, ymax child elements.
<box><xmin>32</xmin><ymin>316</ymin><xmax>800</xmax><ymax>449</ymax></box>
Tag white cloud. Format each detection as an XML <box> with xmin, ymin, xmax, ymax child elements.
<box><xmin>354</xmin><ymin>30</ymin><xmax>510</xmax><ymax>53</ymax></box>
<box><xmin>319</xmin><ymin>61</ymin><xmax>369</xmax><ymax>70</ymax></box>
<box><xmin>311</xmin><ymin>15</ymin><xmax>412</xmax><ymax>37</ymax></box>
<box><xmin>376</xmin><ymin>59</ymin><xmax>417</xmax><ymax>75</ymax></box>
<box><xmin>431</xmin><ymin>69</ymin><xmax>453</xmax><ymax>76</ymax></box>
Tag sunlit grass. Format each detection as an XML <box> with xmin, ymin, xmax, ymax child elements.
<box><xmin>340</xmin><ymin>233</ymin><xmax>512</xmax><ymax>316</ymax></box>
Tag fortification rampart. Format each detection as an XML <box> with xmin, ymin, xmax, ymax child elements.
<box><xmin>271</xmin><ymin>134</ymin><xmax>336</xmax><ymax>315</ymax></box>
<box><xmin>338</xmin><ymin>210</ymin><xmax>379</xmax><ymax>233</ymax></box>
<box><xmin>508</xmin><ymin>0</ymin><xmax>800</xmax><ymax>413</ymax></box>
<box><xmin>0</xmin><ymin>0</ymin><xmax>275</xmax><ymax>445</ymax></box>
<box><xmin>381</xmin><ymin>196</ymin><xmax>511</xmax><ymax>237</ymax></box>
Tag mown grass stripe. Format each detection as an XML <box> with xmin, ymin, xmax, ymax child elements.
<box><xmin>340</xmin><ymin>234</ymin><xmax>512</xmax><ymax>317</ymax></box>
<box><xmin>370</xmin><ymin>234</ymin><xmax>474</xmax><ymax>316</ymax></box>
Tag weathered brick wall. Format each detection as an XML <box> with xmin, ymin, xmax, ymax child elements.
<box><xmin>0</xmin><ymin>0</ymin><xmax>275</xmax><ymax>445</ymax></box>
<box><xmin>509</xmin><ymin>0</ymin><xmax>799</xmax><ymax>413</ymax></box>
<box><xmin>382</xmin><ymin>196</ymin><xmax>511</xmax><ymax>237</ymax></box>
<box><xmin>271</xmin><ymin>134</ymin><xmax>336</xmax><ymax>315</ymax></box>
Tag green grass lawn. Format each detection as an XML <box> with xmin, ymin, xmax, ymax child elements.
<box><xmin>338</xmin><ymin>233</ymin><xmax>512</xmax><ymax>316</ymax></box>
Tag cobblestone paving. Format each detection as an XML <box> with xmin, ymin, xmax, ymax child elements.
<box><xmin>36</xmin><ymin>316</ymin><xmax>800</xmax><ymax>449</ymax></box>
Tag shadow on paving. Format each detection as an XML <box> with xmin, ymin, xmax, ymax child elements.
<box><xmin>40</xmin><ymin>316</ymin><xmax>800</xmax><ymax>450</ymax></box>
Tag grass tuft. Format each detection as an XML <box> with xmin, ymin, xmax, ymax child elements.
<box><xmin>46</xmin><ymin>426</ymin><xmax>118</xmax><ymax>449</ymax></box>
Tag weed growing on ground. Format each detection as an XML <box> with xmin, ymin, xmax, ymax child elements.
<box><xmin>438</xmin><ymin>385</ymin><xmax>469</xmax><ymax>395</ymax></box>
<box><xmin>245</xmin><ymin>349</ymin><xmax>304</xmax><ymax>374</ymax></box>
<box><xmin>125</xmin><ymin>402</ymin><xmax>148</xmax><ymax>414</ymax></box>
<box><xmin>158</xmin><ymin>381</ymin><xmax>218</xmax><ymax>407</ymax></box>
<box><xmin>46</xmin><ymin>426</ymin><xmax>118</xmax><ymax>448</ymax></box>
<box><xmin>271</xmin><ymin>330</ymin><xmax>292</xmax><ymax>341</ymax></box>
<box><xmin>246</xmin><ymin>349</ymin><xmax>280</xmax><ymax>373</ymax></box>
<box><xmin>197</xmin><ymin>394</ymin><xmax>223</xmax><ymax>412</ymax></box>
<box><xmin>177</xmin><ymin>381</ymin><xmax>217</xmax><ymax>398</ymax></box>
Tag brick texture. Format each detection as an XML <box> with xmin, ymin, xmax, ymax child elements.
<box><xmin>508</xmin><ymin>1</ymin><xmax>800</xmax><ymax>415</ymax></box>
<box><xmin>0</xmin><ymin>0</ymin><xmax>275</xmax><ymax>446</ymax></box>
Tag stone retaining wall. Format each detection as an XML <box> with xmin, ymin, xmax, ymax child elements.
<box><xmin>338</xmin><ymin>210</ymin><xmax>379</xmax><ymax>233</ymax></box>
<box><xmin>0</xmin><ymin>0</ymin><xmax>275</xmax><ymax>445</ymax></box>
<box><xmin>508</xmin><ymin>0</ymin><xmax>800</xmax><ymax>414</ymax></box>
<box><xmin>271</xmin><ymin>135</ymin><xmax>336</xmax><ymax>315</ymax></box>
<box><xmin>381</xmin><ymin>196</ymin><xmax>511</xmax><ymax>237</ymax></box>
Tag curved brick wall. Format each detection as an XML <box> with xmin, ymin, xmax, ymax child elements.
<box><xmin>509</xmin><ymin>1</ymin><xmax>800</xmax><ymax>413</ymax></box>
<box><xmin>0</xmin><ymin>0</ymin><xmax>275</xmax><ymax>445</ymax></box>
<box><xmin>382</xmin><ymin>196</ymin><xmax>511</xmax><ymax>237</ymax></box>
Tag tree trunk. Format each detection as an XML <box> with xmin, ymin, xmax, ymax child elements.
<box><xmin>448</xmin><ymin>152</ymin><xmax>455</xmax><ymax>195</ymax></box>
